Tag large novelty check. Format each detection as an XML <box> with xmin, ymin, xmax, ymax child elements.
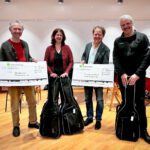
<box><xmin>146</xmin><ymin>66</ymin><xmax>150</xmax><ymax>78</ymax></box>
<box><xmin>0</xmin><ymin>61</ymin><xmax>48</xmax><ymax>86</ymax></box>
<box><xmin>72</xmin><ymin>64</ymin><xmax>114</xmax><ymax>87</ymax></box>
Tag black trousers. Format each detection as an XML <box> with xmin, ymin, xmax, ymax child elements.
<box><xmin>118</xmin><ymin>76</ymin><xmax>147</xmax><ymax>132</ymax></box>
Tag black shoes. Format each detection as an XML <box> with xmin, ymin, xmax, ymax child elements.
<box><xmin>95</xmin><ymin>121</ymin><xmax>101</xmax><ymax>130</ymax></box>
<box><xmin>28</xmin><ymin>122</ymin><xmax>40</xmax><ymax>129</ymax></box>
<box><xmin>84</xmin><ymin>118</ymin><xmax>93</xmax><ymax>126</ymax></box>
<box><xmin>84</xmin><ymin>119</ymin><xmax>101</xmax><ymax>130</ymax></box>
<box><xmin>12</xmin><ymin>126</ymin><xmax>20</xmax><ymax>137</ymax></box>
<box><xmin>12</xmin><ymin>122</ymin><xmax>39</xmax><ymax>137</ymax></box>
<box><xmin>141</xmin><ymin>130</ymin><xmax>150</xmax><ymax>144</ymax></box>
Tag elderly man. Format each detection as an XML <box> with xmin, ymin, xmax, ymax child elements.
<box><xmin>0</xmin><ymin>20</ymin><xmax>39</xmax><ymax>137</ymax></box>
<box><xmin>113</xmin><ymin>15</ymin><xmax>150</xmax><ymax>144</ymax></box>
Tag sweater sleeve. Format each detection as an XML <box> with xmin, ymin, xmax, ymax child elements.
<box><xmin>0</xmin><ymin>44</ymin><xmax>5</xmax><ymax>61</ymax></box>
<box><xmin>44</xmin><ymin>46</ymin><xmax>53</xmax><ymax>74</ymax></box>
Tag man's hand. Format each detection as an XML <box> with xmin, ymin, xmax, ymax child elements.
<box><xmin>81</xmin><ymin>60</ymin><xmax>85</xmax><ymax>64</ymax></box>
<box><xmin>121</xmin><ymin>73</ymin><xmax>128</xmax><ymax>86</ymax></box>
<box><xmin>128</xmin><ymin>74</ymin><xmax>140</xmax><ymax>85</ymax></box>
<box><xmin>32</xmin><ymin>58</ymin><xmax>38</xmax><ymax>63</ymax></box>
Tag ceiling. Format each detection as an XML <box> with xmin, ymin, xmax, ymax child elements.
<box><xmin>0</xmin><ymin>0</ymin><xmax>150</xmax><ymax>21</ymax></box>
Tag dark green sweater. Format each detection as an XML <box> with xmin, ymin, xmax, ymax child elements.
<box><xmin>0</xmin><ymin>40</ymin><xmax>33</xmax><ymax>62</ymax></box>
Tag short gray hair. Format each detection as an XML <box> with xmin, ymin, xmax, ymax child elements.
<box><xmin>120</xmin><ymin>14</ymin><xmax>134</xmax><ymax>23</ymax></box>
<box><xmin>9</xmin><ymin>20</ymin><xmax>24</xmax><ymax>30</ymax></box>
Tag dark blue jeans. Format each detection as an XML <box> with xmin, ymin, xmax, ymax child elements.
<box><xmin>84</xmin><ymin>86</ymin><xmax>104</xmax><ymax>121</ymax></box>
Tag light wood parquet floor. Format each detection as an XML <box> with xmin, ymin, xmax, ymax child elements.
<box><xmin>0</xmin><ymin>88</ymin><xmax>150</xmax><ymax>150</ymax></box>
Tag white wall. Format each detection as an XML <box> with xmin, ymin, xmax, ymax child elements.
<box><xmin>0</xmin><ymin>20</ymin><xmax>150</xmax><ymax>63</ymax></box>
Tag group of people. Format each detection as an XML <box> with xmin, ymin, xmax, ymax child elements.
<box><xmin>0</xmin><ymin>14</ymin><xmax>150</xmax><ymax>144</ymax></box>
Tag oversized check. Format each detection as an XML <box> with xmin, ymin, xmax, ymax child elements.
<box><xmin>146</xmin><ymin>66</ymin><xmax>150</xmax><ymax>78</ymax></box>
<box><xmin>0</xmin><ymin>61</ymin><xmax>48</xmax><ymax>86</ymax></box>
<box><xmin>72</xmin><ymin>64</ymin><xmax>114</xmax><ymax>87</ymax></box>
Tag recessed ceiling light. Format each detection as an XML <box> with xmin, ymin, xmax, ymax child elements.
<box><xmin>117</xmin><ymin>0</ymin><xmax>123</xmax><ymax>4</ymax></box>
<box><xmin>5</xmin><ymin>0</ymin><xmax>11</xmax><ymax>2</ymax></box>
<box><xmin>58</xmin><ymin>0</ymin><xmax>64</xmax><ymax>4</ymax></box>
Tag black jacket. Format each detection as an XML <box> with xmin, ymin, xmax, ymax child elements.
<box><xmin>113</xmin><ymin>31</ymin><xmax>150</xmax><ymax>78</ymax></box>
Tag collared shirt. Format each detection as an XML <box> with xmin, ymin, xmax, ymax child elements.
<box><xmin>88</xmin><ymin>43</ymin><xmax>99</xmax><ymax>64</ymax></box>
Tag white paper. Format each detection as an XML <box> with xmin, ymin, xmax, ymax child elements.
<box><xmin>72</xmin><ymin>64</ymin><xmax>114</xmax><ymax>87</ymax></box>
<box><xmin>146</xmin><ymin>66</ymin><xmax>150</xmax><ymax>78</ymax></box>
<box><xmin>0</xmin><ymin>61</ymin><xmax>48</xmax><ymax>86</ymax></box>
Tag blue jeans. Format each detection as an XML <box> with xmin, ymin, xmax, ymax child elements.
<box><xmin>84</xmin><ymin>86</ymin><xmax>104</xmax><ymax>121</ymax></box>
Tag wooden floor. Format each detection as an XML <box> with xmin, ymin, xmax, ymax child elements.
<box><xmin>0</xmin><ymin>89</ymin><xmax>150</xmax><ymax>150</ymax></box>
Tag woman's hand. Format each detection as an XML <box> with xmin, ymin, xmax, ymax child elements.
<box><xmin>50</xmin><ymin>73</ymin><xmax>58</xmax><ymax>78</ymax></box>
<box><xmin>60</xmin><ymin>72</ymin><xmax>68</xmax><ymax>78</ymax></box>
